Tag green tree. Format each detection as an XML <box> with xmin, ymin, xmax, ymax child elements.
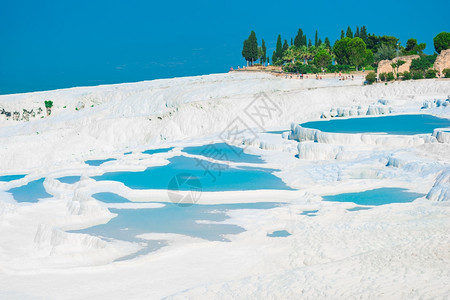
<box><xmin>302</xmin><ymin>35</ymin><xmax>307</xmax><ymax>47</ymax></box>
<box><xmin>406</xmin><ymin>38</ymin><xmax>417</xmax><ymax>52</ymax></box>
<box><xmin>261</xmin><ymin>39</ymin><xmax>267</xmax><ymax>64</ymax></box>
<box><xmin>44</xmin><ymin>100</ymin><xmax>53</xmax><ymax>116</ymax></box>
<box><xmin>313</xmin><ymin>50</ymin><xmax>332</xmax><ymax>68</ymax></box>
<box><xmin>315</xmin><ymin>30</ymin><xmax>318</xmax><ymax>47</ymax></box>
<box><xmin>355</xmin><ymin>26</ymin><xmax>360</xmax><ymax>38</ymax></box>
<box><xmin>364</xmin><ymin>49</ymin><xmax>374</xmax><ymax>66</ymax></box>
<box><xmin>410</xmin><ymin>56</ymin><xmax>433</xmax><ymax>73</ymax></box>
<box><xmin>360</xmin><ymin>26</ymin><xmax>368</xmax><ymax>43</ymax></box>
<box><xmin>340</xmin><ymin>30</ymin><xmax>345</xmax><ymax>39</ymax></box>
<box><xmin>374</xmin><ymin>44</ymin><xmax>396</xmax><ymax>61</ymax></box>
<box><xmin>242</xmin><ymin>31</ymin><xmax>258</xmax><ymax>65</ymax></box>
<box><xmin>283</xmin><ymin>40</ymin><xmax>289</xmax><ymax>53</ymax></box>
<box><xmin>425</xmin><ymin>69</ymin><xmax>437</xmax><ymax>79</ymax></box>
<box><xmin>294</xmin><ymin>29</ymin><xmax>304</xmax><ymax>47</ymax></box>
<box><xmin>324</xmin><ymin>37</ymin><xmax>331</xmax><ymax>50</ymax></box>
<box><xmin>346</xmin><ymin>26</ymin><xmax>353</xmax><ymax>38</ymax></box>
<box><xmin>247</xmin><ymin>31</ymin><xmax>258</xmax><ymax>65</ymax></box>
<box><xmin>433</xmin><ymin>32</ymin><xmax>450</xmax><ymax>53</ymax></box>
<box><xmin>308</xmin><ymin>39</ymin><xmax>312</xmax><ymax>48</ymax></box>
<box><xmin>272</xmin><ymin>35</ymin><xmax>283</xmax><ymax>64</ymax></box>
<box><xmin>333</xmin><ymin>37</ymin><xmax>351</xmax><ymax>65</ymax></box>
<box><xmin>348</xmin><ymin>37</ymin><xmax>367</xmax><ymax>70</ymax></box>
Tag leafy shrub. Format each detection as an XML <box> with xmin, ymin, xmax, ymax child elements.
<box><xmin>386</xmin><ymin>72</ymin><xmax>395</xmax><ymax>81</ymax></box>
<box><xmin>379</xmin><ymin>73</ymin><xmax>386</xmax><ymax>81</ymax></box>
<box><xmin>44</xmin><ymin>100</ymin><xmax>53</xmax><ymax>108</ymax></box>
<box><xmin>412</xmin><ymin>71</ymin><xmax>423</xmax><ymax>80</ymax></box>
<box><xmin>443</xmin><ymin>68</ymin><xmax>450</xmax><ymax>78</ymax></box>
<box><xmin>425</xmin><ymin>69</ymin><xmax>437</xmax><ymax>79</ymax></box>
<box><xmin>410</xmin><ymin>56</ymin><xmax>433</xmax><ymax>72</ymax></box>
<box><xmin>402</xmin><ymin>71</ymin><xmax>412</xmax><ymax>80</ymax></box>
<box><xmin>365</xmin><ymin>72</ymin><xmax>377</xmax><ymax>84</ymax></box>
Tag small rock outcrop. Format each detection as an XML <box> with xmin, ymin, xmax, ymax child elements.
<box><xmin>377</xmin><ymin>55</ymin><xmax>420</xmax><ymax>76</ymax></box>
<box><xmin>434</xmin><ymin>49</ymin><xmax>450</xmax><ymax>75</ymax></box>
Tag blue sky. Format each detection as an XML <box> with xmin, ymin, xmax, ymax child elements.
<box><xmin>1</xmin><ymin>0</ymin><xmax>448</xmax><ymax>94</ymax></box>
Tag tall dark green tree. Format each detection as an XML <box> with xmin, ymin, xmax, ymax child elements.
<box><xmin>242</xmin><ymin>31</ymin><xmax>258</xmax><ymax>65</ymax></box>
<box><xmin>272</xmin><ymin>34</ymin><xmax>283</xmax><ymax>64</ymax></box>
<box><xmin>355</xmin><ymin>26</ymin><xmax>360</xmax><ymax>38</ymax></box>
<box><xmin>346</xmin><ymin>26</ymin><xmax>353</xmax><ymax>38</ymax></box>
<box><xmin>283</xmin><ymin>39</ymin><xmax>289</xmax><ymax>53</ymax></box>
<box><xmin>294</xmin><ymin>29</ymin><xmax>304</xmax><ymax>47</ymax></box>
<box><xmin>242</xmin><ymin>39</ymin><xmax>250</xmax><ymax>65</ymax></box>
<box><xmin>302</xmin><ymin>35</ymin><xmax>307</xmax><ymax>47</ymax></box>
<box><xmin>360</xmin><ymin>26</ymin><xmax>368</xmax><ymax>43</ymax></box>
<box><xmin>261</xmin><ymin>39</ymin><xmax>267</xmax><ymax>64</ymax></box>
<box><xmin>340</xmin><ymin>30</ymin><xmax>345</xmax><ymax>39</ymax></box>
<box><xmin>291</xmin><ymin>38</ymin><xmax>293</xmax><ymax>46</ymax></box>
<box><xmin>308</xmin><ymin>39</ymin><xmax>312</xmax><ymax>48</ymax></box>
<box><xmin>324</xmin><ymin>37</ymin><xmax>331</xmax><ymax>50</ymax></box>
<box><xmin>315</xmin><ymin>30</ymin><xmax>318</xmax><ymax>47</ymax></box>
<box><xmin>318</xmin><ymin>38</ymin><xmax>322</xmax><ymax>46</ymax></box>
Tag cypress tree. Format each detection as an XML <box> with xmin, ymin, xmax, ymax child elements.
<box><xmin>302</xmin><ymin>35</ymin><xmax>307</xmax><ymax>46</ymax></box>
<box><xmin>294</xmin><ymin>29</ymin><xmax>304</xmax><ymax>48</ymax></box>
<box><xmin>291</xmin><ymin>38</ymin><xmax>293</xmax><ymax>46</ymax></box>
<box><xmin>355</xmin><ymin>26</ymin><xmax>360</xmax><ymax>38</ymax></box>
<box><xmin>360</xmin><ymin>26</ymin><xmax>368</xmax><ymax>43</ymax></box>
<box><xmin>283</xmin><ymin>39</ymin><xmax>289</xmax><ymax>53</ymax></box>
<box><xmin>247</xmin><ymin>31</ymin><xmax>258</xmax><ymax>65</ymax></box>
<box><xmin>346</xmin><ymin>26</ymin><xmax>353</xmax><ymax>38</ymax></box>
<box><xmin>318</xmin><ymin>38</ymin><xmax>322</xmax><ymax>46</ymax></box>
<box><xmin>242</xmin><ymin>39</ymin><xmax>250</xmax><ymax>65</ymax></box>
<box><xmin>273</xmin><ymin>34</ymin><xmax>283</xmax><ymax>64</ymax></box>
<box><xmin>315</xmin><ymin>30</ymin><xmax>318</xmax><ymax>47</ymax></box>
<box><xmin>261</xmin><ymin>39</ymin><xmax>267</xmax><ymax>64</ymax></box>
<box><xmin>341</xmin><ymin>30</ymin><xmax>345</xmax><ymax>39</ymax></box>
<box><xmin>308</xmin><ymin>39</ymin><xmax>312</xmax><ymax>48</ymax></box>
<box><xmin>325</xmin><ymin>37</ymin><xmax>331</xmax><ymax>49</ymax></box>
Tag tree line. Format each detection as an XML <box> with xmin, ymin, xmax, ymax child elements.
<box><xmin>241</xmin><ymin>28</ymin><xmax>450</xmax><ymax>75</ymax></box>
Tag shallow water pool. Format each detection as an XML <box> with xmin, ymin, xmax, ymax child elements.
<box><xmin>57</xmin><ymin>176</ymin><xmax>81</xmax><ymax>184</ymax></box>
<box><xmin>267</xmin><ymin>230</ymin><xmax>291</xmax><ymax>237</ymax></box>
<box><xmin>73</xmin><ymin>201</ymin><xmax>282</xmax><ymax>260</ymax></box>
<box><xmin>300</xmin><ymin>114</ymin><xmax>450</xmax><ymax>135</ymax></box>
<box><xmin>0</xmin><ymin>174</ymin><xmax>26</xmax><ymax>182</ymax></box>
<box><xmin>6</xmin><ymin>178</ymin><xmax>52</xmax><ymax>203</ymax></box>
<box><xmin>322</xmin><ymin>188</ymin><xmax>424</xmax><ymax>206</ymax></box>
<box><xmin>85</xmin><ymin>158</ymin><xmax>117</xmax><ymax>166</ymax></box>
<box><xmin>93</xmin><ymin>155</ymin><xmax>292</xmax><ymax>191</ymax></box>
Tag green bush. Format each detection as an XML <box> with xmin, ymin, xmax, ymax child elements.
<box><xmin>402</xmin><ymin>71</ymin><xmax>412</xmax><ymax>80</ymax></box>
<box><xmin>412</xmin><ymin>71</ymin><xmax>423</xmax><ymax>80</ymax></box>
<box><xmin>425</xmin><ymin>69</ymin><xmax>437</xmax><ymax>79</ymax></box>
<box><xmin>386</xmin><ymin>72</ymin><xmax>395</xmax><ymax>81</ymax></box>
<box><xmin>365</xmin><ymin>72</ymin><xmax>377</xmax><ymax>84</ymax></box>
<box><xmin>443</xmin><ymin>68</ymin><xmax>450</xmax><ymax>78</ymax></box>
<box><xmin>379</xmin><ymin>73</ymin><xmax>386</xmax><ymax>81</ymax></box>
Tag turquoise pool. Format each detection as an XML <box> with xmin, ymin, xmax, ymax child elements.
<box><xmin>92</xmin><ymin>155</ymin><xmax>293</xmax><ymax>191</ymax></box>
<box><xmin>0</xmin><ymin>174</ymin><xmax>26</xmax><ymax>182</ymax></box>
<box><xmin>72</xmin><ymin>200</ymin><xmax>282</xmax><ymax>260</ymax></box>
<box><xmin>57</xmin><ymin>176</ymin><xmax>81</xmax><ymax>184</ymax></box>
<box><xmin>85</xmin><ymin>158</ymin><xmax>117</xmax><ymax>166</ymax></box>
<box><xmin>322</xmin><ymin>188</ymin><xmax>424</xmax><ymax>206</ymax></box>
<box><xmin>300</xmin><ymin>114</ymin><xmax>450</xmax><ymax>135</ymax></box>
<box><xmin>6</xmin><ymin>178</ymin><xmax>52</xmax><ymax>203</ymax></box>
